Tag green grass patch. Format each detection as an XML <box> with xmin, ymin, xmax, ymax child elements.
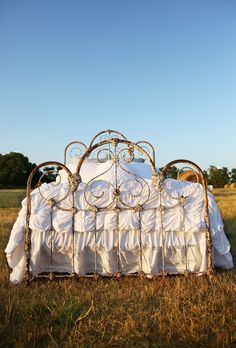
<box><xmin>0</xmin><ymin>189</ymin><xmax>25</xmax><ymax>208</ymax></box>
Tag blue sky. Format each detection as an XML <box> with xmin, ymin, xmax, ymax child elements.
<box><xmin>0</xmin><ymin>0</ymin><xmax>235</xmax><ymax>170</ymax></box>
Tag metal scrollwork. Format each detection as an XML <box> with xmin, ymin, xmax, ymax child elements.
<box><xmin>64</xmin><ymin>141</ymin><xmax>87</xmax><ymax>165</ymax></box>
<box><xmin>117</xmin><ymin>147</ymin><xmax>134</xmax><ymax>163</ymax></box>
<box><xmin>37</xmin><ymin>164</ymin><xmax>71</xmax><ymax>204</ymax></box>
<box><xmin>84</xmin><ymin>179</ymin><xmax>115</xmax><ymax>209</ymax></box>
<box><xmin>136</xmin><ymin>141</ymin><xmax>156</xmax><ymax>165</ymax></box>
<box><xmin>89</xmin><ymin>129</ymin><xmax>127</xmax><ymax>148</ymax></box>
<box><xmin>96</xmin><ymin>148</ymin><xmax>114</xmax><ymax>163</ymax></box>
<box><xmin>119</xmin><ymin>177</ymin><xmax>150</xmax><ymax>208</ymax></box>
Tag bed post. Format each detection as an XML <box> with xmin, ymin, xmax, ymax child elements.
<box><xmin>161</xmin><ymin>159</ymin><xmax>214</xmax><ymax>276</ymax></box>
<box><xmin>24</xmin><ymin>161</ymin><xmax>73</xmax><ymax>285</ymax></box>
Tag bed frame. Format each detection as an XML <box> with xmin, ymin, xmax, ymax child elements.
<box><xmin>24</xmin><ymin>130</ymin><xmax>213</xmax><ymax>284</ymax></box>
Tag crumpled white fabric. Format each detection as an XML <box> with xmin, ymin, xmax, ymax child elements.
<box><xmin>5</xmin><ymin>178</ymin><xmax>233</xmax><ymax>283</ymax></box>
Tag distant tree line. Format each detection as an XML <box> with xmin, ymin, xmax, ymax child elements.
<box><xmin>0</xmin><ymin>152</ymin><xmax>57</xmax><ymax>188</ymax></box>
<box><xmin>163</xmin><ymin>165</ymin><xmax>236</xmax><ymax>188</ymax></box>
<box><xmin>0</xmin><ymin>152</ymin><xmax>235</xmax><ymax>188</ymax></box>
<box><xmin>206</xmin><ymin>166</ymin><xmax>236</xmax><ymax>188</ymax></box>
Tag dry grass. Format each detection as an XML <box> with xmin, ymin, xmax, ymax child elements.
<box><xmin>0</xmin><ymin>189</ymin><xmax>235</xmax><ymax>347</ymax></box>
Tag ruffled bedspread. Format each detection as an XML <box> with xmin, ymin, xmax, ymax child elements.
<box><xmin>5</xmin><ymin>178</ymin><xmax>233</xmax><ymax>283</ymax></box>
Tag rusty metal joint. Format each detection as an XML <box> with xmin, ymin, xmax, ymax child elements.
<box><xmin>179</xmin><ymin>196</ymin><xmax>186</xmax><ymax>206</ymax></box>
<box><xmin>71</xmin><ymin>207</ymin><xmax>78</xmax><ymax>215</ymax></box>
<box><xmin>93</xmin><ymin>273</ymin><xmax>99</xmax><ymax>280</ymax></box>
<box><xmin>152</xmin><ymin>173</ymin><xmax>165</xmax><ymax>192</ymax></box>
<box><xmin>134</xmin><ymin>204</ymin><xmax>143</xmax><ymax>212</ymax></box>
<box><xmin>48</xmin><ymin>199</ymin><xmax>55</xmax><ymax>208</ymax></box>
<box><xmin>113</xmin><ymin>188</ymin><xmax>120</xmax><ymax>197</ymax></box>
<box><xmin>115</xmin><ymin>272</ymin><xmax>122</xmax><ymax>279</ymax></box>
<box><xmin>68</xmin><ymin>173</ymin><xmax>81</xmax><ymax>192</ymax></box>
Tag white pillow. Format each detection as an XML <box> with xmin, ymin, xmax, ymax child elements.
<box><xmin>58</xmin><ymin>160</ymin><xmax>100</xmax><ymax>183</ymax></box>
<box><xmin>128</xmin><ymin>162</ymin><xmax>153</xmax><ymax>179</ymax></box>
<box><xmin>93</xmin><ymin>160</ymin><xmax>154</xmax><ymax>185</ymax></box>
<box><xmin>58</xmin><ymin>159</ymin><xmax>155</xmax><ymax>184</ymax></box>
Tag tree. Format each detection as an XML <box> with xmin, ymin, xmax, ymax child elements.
<box><xmin>0</xmin><ymin>152</ymin><xmax>37</xmax><ymax>188</ymax></box>
<box><xmin>203</xmin><ymin>170</ymin><xmax>209</xmax><ymax>183</ymax></box>
<box><xmin>161</xmin><ymin>165</ymin><xmax>178</xmax><ymax>179</ymax></box>
<box><xmin>40</xmin><ymin>166</ymin><xmax>59</xmax><ymax>184</ymax></box>
<box><xmin>230</xmin><ymin>168</ymin><xmax>236</xmax><ymax>183</ymax></box>
<box><xmin>208</xmin><ymin>166</ymin><xmax>230</xmax><ymax>188</ymax></box>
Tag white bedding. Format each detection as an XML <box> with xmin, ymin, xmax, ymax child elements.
<box><xmin>5</xmin><ymin>175</ymin><xmax>233</xmax><ymax>283</ymax></box>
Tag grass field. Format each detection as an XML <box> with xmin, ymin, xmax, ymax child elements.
<box><xmin>0</xmin><ymin>189</ymin><xmax>235</xmax><ymax>347</ymax></box>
